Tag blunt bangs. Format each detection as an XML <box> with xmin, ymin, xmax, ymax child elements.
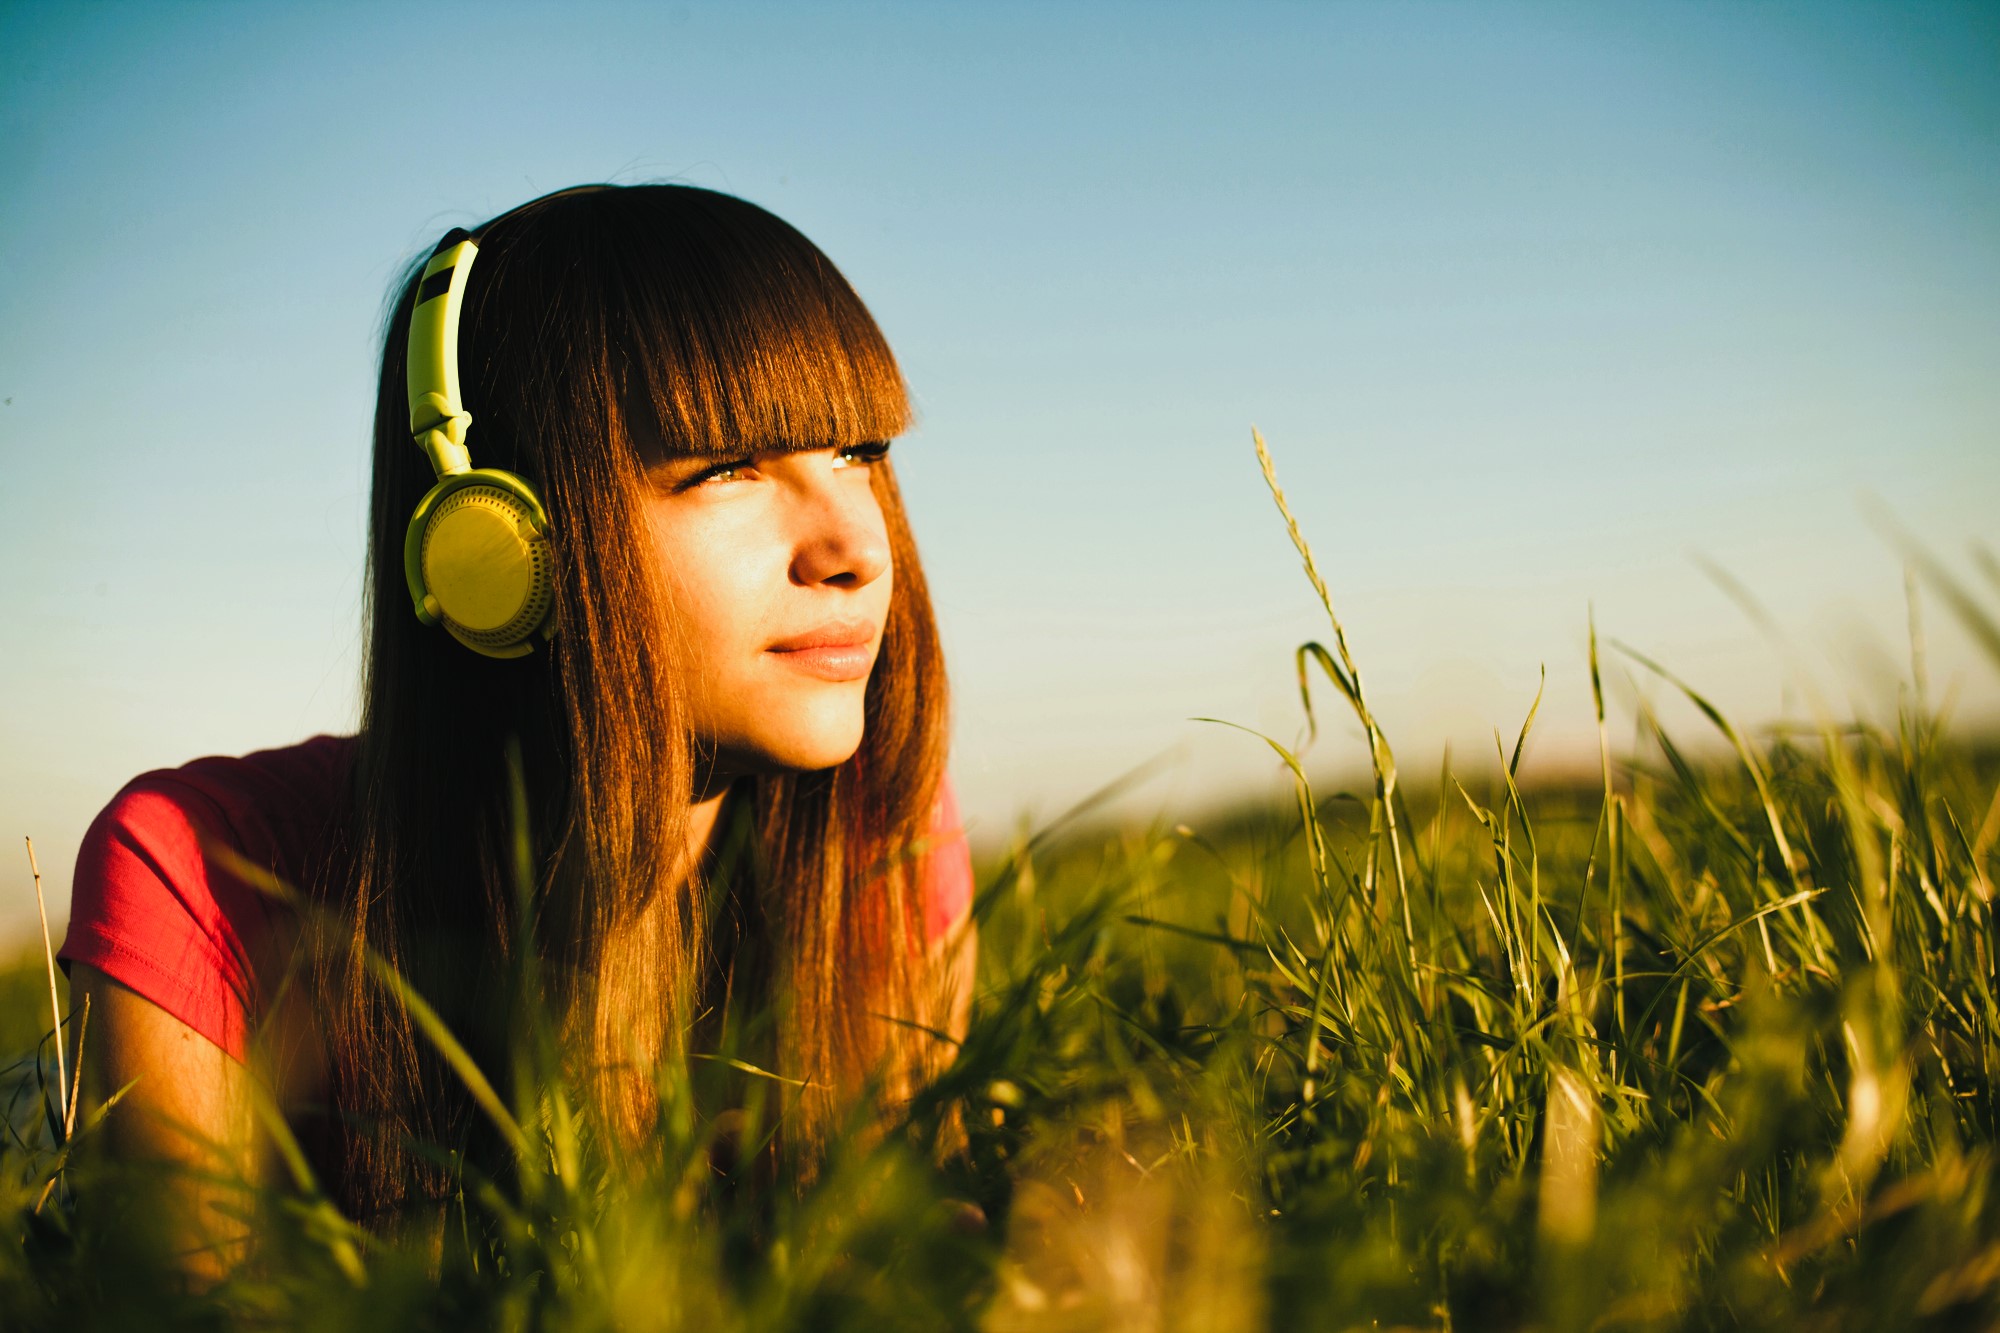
<box><xmin>469</xmin><ymin>184</ymin><xmax>910</xmax><ymax>464</ymax></box>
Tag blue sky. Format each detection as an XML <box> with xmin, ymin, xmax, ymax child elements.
<box><xmin>3</xmin><ymin>0</ymin><xmax>1997</xmax><ymax>941</ymax></box>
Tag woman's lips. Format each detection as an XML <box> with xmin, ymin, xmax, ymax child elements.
<box><xmin>766</xmin><ymin>620</ymin><xmax>878</xmax><ymax>682</ymax></box>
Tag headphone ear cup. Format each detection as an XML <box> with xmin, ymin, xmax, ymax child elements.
<box><xmin>405</xmin><ymin>473</ymin><xmax>556</xmax><ymax>658</ymax></box>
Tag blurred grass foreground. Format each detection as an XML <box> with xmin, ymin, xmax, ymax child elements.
<box><xmin>8</xmin><ymin>431</ymin><xmax>2000</xmax><ymax>1331</ymax></box>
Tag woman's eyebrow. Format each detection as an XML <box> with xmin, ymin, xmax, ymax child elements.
<box><xmin>648</xmin><ymin>450</ymin><xmax>748</xmax><ymax>474</ymax></box>
<box><xmin>646</xmin><ymin>442</ymin><xmax>845</xmax><ymax>478</ymax></box>
<box><xmin>643</xmin><ymin>456</ymin><xmax>727</xmax><ymax>491</ymax></box>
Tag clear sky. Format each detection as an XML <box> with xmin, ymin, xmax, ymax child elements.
<box><xmin>3</xmin><ymin>0</ymin><xmax>1997</xmax><ymax>942</ymax></box>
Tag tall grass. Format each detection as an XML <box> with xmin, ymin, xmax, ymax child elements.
<box><xmin>7</xmin><ymin>431</ymin><xmax>2000</xmax><ymax>1330</ymax></box>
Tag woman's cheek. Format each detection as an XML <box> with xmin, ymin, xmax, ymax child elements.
<box><xmin>652</xmin><ymin>497</ymin><xmax>743</xmax><ymax>608</ymax></box>
<box><xmin>680</xmin><ymin>548</ymin><xmax>775</xmax><ymax>691</ymax></box>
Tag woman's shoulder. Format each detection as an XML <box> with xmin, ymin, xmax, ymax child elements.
<box><xmin>921</xmin><ymin>777</ymin><xmax>974</xmax><ymax>947</ymax></box>
<box><xmin>135</xmin><ymin>733</ymin><xmax>357</xmax><ymax>832</ymax></box>
<box><xmin>59</xmin><ymin>734</ymin><xmax>357</xmax><ymax>1061</ymax></box>
<box><xmin>88</xmin><ymin>733</ymin><xmax>355</xmax><ymax>884</ymax></box>
<box><xmin>81</xmin><ymin>730</ymin><xmax>354</xmax><ymax>866</ymax></box>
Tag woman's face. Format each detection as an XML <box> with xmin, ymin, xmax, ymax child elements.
<box><xmin>643</xmin><ymin>442</ymin><xmax>894</xmax><ymax>783</ymax></box>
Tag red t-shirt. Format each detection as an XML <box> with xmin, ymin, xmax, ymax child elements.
<box><xmin>58</xmin><ymin>735</ymin><xmax>974</xmax><ymax>1063</ymax></box>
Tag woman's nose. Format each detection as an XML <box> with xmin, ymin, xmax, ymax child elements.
<box><xmin>789</xmin><ymin>468</ymin><xmax>890</xmax><ymax>589</ymax></box>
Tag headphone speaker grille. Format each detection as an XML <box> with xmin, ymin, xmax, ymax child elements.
<box><xmin>420</xmin><ymin>485</ymin><xmax>554</xmax><ymax>651</ymax></box>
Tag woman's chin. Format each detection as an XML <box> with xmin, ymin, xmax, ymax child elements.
<box><xmin>776</xmin><ymin>733</ymin><xmax>865</xmax><ymax>773</ymax></box>
<box><xmin>709</xmin><ymin>705</ymin><xmax>867</xmax><ymax>776</ymax></box>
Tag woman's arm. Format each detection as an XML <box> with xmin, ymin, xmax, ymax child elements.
<box><xmin>68</xmin><ymin>962</ymin><xmax>262</xmax><ymax>1283</ymax></box>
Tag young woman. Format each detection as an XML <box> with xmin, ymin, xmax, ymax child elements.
<box><xmin>58</xmin><ymin>184</ymin><xmax>975</xmax><ymax>1262</ymax></box>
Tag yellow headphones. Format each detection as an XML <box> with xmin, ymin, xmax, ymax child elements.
<box><xmin>403</xmin><ymin>188</ymin><xmax>606</xmax><ymax>657</ymax></box>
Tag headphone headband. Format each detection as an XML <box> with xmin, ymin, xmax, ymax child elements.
<box><xmin>406</xmin><ymin>237</ymin><xmax>480</xmax><ymax>478</ymax></box>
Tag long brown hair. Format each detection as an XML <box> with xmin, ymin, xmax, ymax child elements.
<box><xmin>325</xmin><ymin>185</ymin><xmax>950</xmax><ymax>1219</ymax></box>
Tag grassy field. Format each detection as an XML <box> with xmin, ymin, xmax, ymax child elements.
<box><xmin>6</xmin><ymin>434</ymin><xmax>2000</xmax><ymax>1330</ymax></box>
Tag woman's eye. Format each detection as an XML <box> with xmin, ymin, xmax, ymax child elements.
<box><xmin>833</xmin><ymin>441</ymin><xmax>891</xmax><ymax>469</ymax></box>
<box><xmin>680</xmin><ymin>458</ymin><xmax>755</xmax><ymax>490</ymax></box>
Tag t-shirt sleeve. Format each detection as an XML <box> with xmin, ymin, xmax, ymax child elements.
<box><xmin>921</xmin><ymin>778</ymin><xmax>975</xmax><ymax>947</ymax></box>
<box><xmin>58</xmin><ymin>779</ymin><xmax>262</xmax><ymax>1063</ymax></box>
